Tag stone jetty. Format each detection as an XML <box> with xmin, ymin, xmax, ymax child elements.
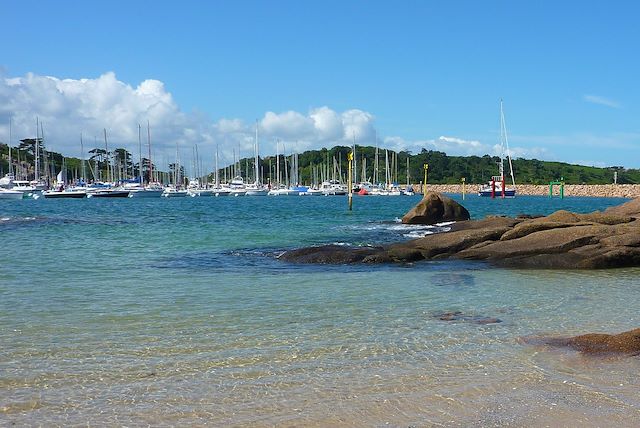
<box><xmin>416</xmin><ymin>184</ymin><xmax>640</xmax><ymax>198</ymax></box>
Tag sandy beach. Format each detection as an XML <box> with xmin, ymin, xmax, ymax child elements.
<box><xmin>419</xmin><ymin>184</ymin><xmax>640</xmax><ymax>198</ymax></box>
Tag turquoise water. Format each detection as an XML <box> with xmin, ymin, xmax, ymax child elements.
<box><xmin>2</xmin><ymin>194</ymin><xmax>640</xmax><ymax>426</ymax></box>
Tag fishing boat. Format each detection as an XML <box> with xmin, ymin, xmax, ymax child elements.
<box><xmin>479</xmin><ymin>99</ymin><xmax>516</xmax><ymax>198</ymax></box>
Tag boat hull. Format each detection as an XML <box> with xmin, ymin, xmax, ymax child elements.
<box><xmin>0</xmin><ymin>190</ymin><xmax>24</xmax><ymax>200</ymax></box>
<box><xmin>43</xmin><ymin>191</ymin><xmax>87</xmax><ymax>199</ymax></box>
<box><xmin>88</xmin><ymin>190</ymin><xmax>131</xmax><ymax>198</ymax></box>
<box><xmin>478</xmin><ymin>189</ymin><xmax>516</xmax><ymax>198</ymax></box>
<box><xmin>128</xmin><ymin>189</ymin><xmax>164</xmax><ymax>198</ymax></box>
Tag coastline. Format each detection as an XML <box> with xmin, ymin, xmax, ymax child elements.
<box><xmin>418</xmin><ymin>183</ymin><xmax>640</xmax><ymax>198</ymax></box>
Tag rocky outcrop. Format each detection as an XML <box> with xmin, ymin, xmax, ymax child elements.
<box><xmin>401</xmin><ymin>191</ymin><xmax>470</xmax><ymax>225</ymax></box>
<box><xmin>524</xmin><ymin>328</ymin><xmax>640</xmax><ymax>356</ymax></box>
<box><xmin>279</xmin><ymin>196</ymin><xmax>640</xmax><ymax>269</ymax></box>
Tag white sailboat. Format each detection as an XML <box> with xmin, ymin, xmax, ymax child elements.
<box><xmin>163</xmin><ymin>143</ymin><xmax>188</xmax><ymax>197</ymax></box>
<box><xmin>479</xmin><ymin>99</ymin><xmax>516</xmax><ymax>198</ymax></box>
<box><xmin>246</xmin><ymin>121</ymin><xmax>269</xmax><ymax>196</ymax></box>
<box><xmin>128</xmin><ymin>123</ymin><xmax>163</xmax><ymax>198</ymax></box>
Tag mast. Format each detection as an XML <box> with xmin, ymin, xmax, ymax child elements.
<box><xmin>254</xmin><ymin>120</ymin><xmax>260</xmax><ymax>185</ymax></box>
<box><xmin>215</xmin><ymin>143</ymin><xmax>220</xmax><ymax>188</ymax></box>
<box><xmin>147</xmin><ymin>121</ymin><xmax>153</xmax><ymax>184</ymax></box>
<box><xmin>40</xmin><ymin>122</ymin><xmax>46</xmax><ymax>182</ymax></box>
<box><xmin>406</xmin><ymin>155</ymin><xmax>410</xmax><ymax>187</ymax></box>
<box><xmin>385</xmin><ymin>149</ymin><xmax>389</xmax><ymax>188</ymax></box>
<box><xmin>275</xmin><ymin>140</ymin><xmax>280</xmax><ymax>188</ymax></box>
<box><xmin>138</xmin><ymin>124</ymin><xmax>143</xmax><ymax>185</ymax></box>
<box><xmin>103</xmin><ymin>128</ymin><xmax>110</xmax><ymax>183</ymax></box>
<box><xmin>374</xmin><ymin>131</ymin><xmax>379</xmax><ymax>184</ymax></box>
<box><xmin>35</xmin><ymin>117</ymin><xmax>40</xmax><ymax>182</ymax></box>
<box><xmin>500</xmin><ymin>99</ymin><xmax>516</xmax><ymax>187</ymax></box>
<box><xmin>80</xmin><ymin>133</ymin><xmax>86</xmax><ymax>183</ymax></box>
<box><xmin>8</xmin><ymin>116</ymin><xmax>12</xmax><ymax>177</ymax></box>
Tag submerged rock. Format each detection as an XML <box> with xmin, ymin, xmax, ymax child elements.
<box><xmin>435</xmin><ymin>311</ymin><xmax>502</xmax><ymax>325</ymax></box>
<box><xmin>277</xmin><ymin>244</ymin><xmax>383</xmax><ymax>264</ymax></box>
<box><xmin>401</xmin><ymin>191</ymin><xmax>470</xmax><ymax>225</ymax></box>
<box><xmin>525</xmin><ymin>328</ymin><xmax>640</xmax><ymax>356</ymax></box>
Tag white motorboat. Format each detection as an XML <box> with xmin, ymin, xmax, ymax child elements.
<box><xmin>162</xmin><ymin>186</ymin><xmax>189</xmax><ymax>197</ymax></box>
<box><xmin>212</xmin><ymin>187</ymin><xmax>232</xmax><ymax>197</ymax></box>
<box><xmin>245</xmin><ymin>183</ymin><xmax>269</xmax><ymax>196</ymax></box>
<box><xmin>320</xmin><ymin>180</ymin><xmax>347</xmax><ymax>196</ymax></box>
<box><xmin>0</xmin><ymin>187</ymin><xmax>24</xmax><ymax>200</ymax></box>
<box><xmin>268</xmin><ymin>187</ymin><xmax>300</xmax><ymax>196</ymax></box>
<box><xmin>226</xmin><ymin>176</ymin><xmax>247</xmax><ymax>196</ymax></box>
<box><xmin>125</xmin><ymin>182</ymin><xmax>164</xmax><ymax>198</ymax></box>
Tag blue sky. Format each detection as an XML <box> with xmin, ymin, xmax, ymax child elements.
<box><xmin>1</xmin><ymin>0</ymin><xmax>639</xmax><ymax>171</ymax></box>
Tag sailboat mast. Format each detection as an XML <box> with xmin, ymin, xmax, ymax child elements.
<box><xmin>254</xmin><ymin>120</ymin><xmax>260</xmax><ymax>185</ymax></box>
<box><xmin>147</xmin><ymin>121</ymin><xmax>153</xmax><ymax>184</ymax></box>
<box><xmin>8</xmin><ymin>116</ymin><xmax>12</xmax><ymax>177</ymax></box>
<box><xmin>35</xmin><ymin>117</ymin><xmax>40</xmax><ymax>182</ymax></box>
<box><xmin>374</xmin><ymin>132</ymin><xmax>379</xmax><ymax>184</ymax></box>
<box><xmin>103</xmin><ymin>128</ymin><xmax>110</xmax><ymax>183</ymax></box>
<box><xmin>406</xmin><ymin>155</ymin><xmax>410</xmax><ymax>187</ymax></box>
<box><xmin>215</xmin><ymin>143</ymin><xmax>220</xmax><ymax>187</ymax></box>
<box><xmin>80</xmin><ymin>133</ymin><xmax>86</xmax><ymax>183</ymax></box>
<box><xmin>500</xmin><ymin>99</ymin><xmax>516</xmax><ymax>187</ymax></box>
<box><xmin>138</xmin><ymin>124</ymin><xmax>142</xmax><ymax>185</ymax></box>
<box><xmin>276</xmin><ymin>140</ymin><xmax>280</xmax><ymax>188</ymax></box>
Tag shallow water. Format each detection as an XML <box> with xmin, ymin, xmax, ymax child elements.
<box><xmin>1</xmin><ymin>194</ymin><xmax>639</xmax><ymax>426</ymax></box>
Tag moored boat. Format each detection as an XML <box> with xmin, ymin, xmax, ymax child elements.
<box><xmin>479</xmin><ymin>99</ymin><xmax>516</xmax><ymax>198</ymax></box>
<box><xmin>42</xmin><ymin>188</ymin><xmax>87</xmax><ymax>199</ymax></box>
<box><xmin>87</xmin><ymin>189</ymin><xmax>130</xmax><ymax>198</ymax></box>
<box><xmin>0</xmin><ymin>187</ymin><xmax>24</xmax><ymax>200</ymax></box>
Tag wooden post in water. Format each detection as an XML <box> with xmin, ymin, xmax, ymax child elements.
<box><xmin>461</xmin><ymin>177</ymin><xmax>466</xmax><ymax>200</ymax></box>
<box><xmin>422</xmin><ymin>164</ymin><xmax>428</xmax><ymax>198</ymax></box>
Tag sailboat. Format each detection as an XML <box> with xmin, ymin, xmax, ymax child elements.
<box><xmin>162</xmin><ymin>143</ymin><xmax>188</xmax><ymax>197</ymax></box>
<box><xmin>478</xmin><ymin>99</ymin><xmax>516</xmax><ymax>198</ymax></box>
<box><xmin>127</xmin><ymin>123</ymin><xmax>164</xmax><ymax>198</ymax></box>
<box><xmin>246</xmin><ymin>121</ymin><xmax>269</xmax><ymax>196</ymax></box>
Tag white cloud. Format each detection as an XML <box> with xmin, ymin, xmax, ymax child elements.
<box><xmin>382</xmin><ymin>135</ymin><xmax>489</xmax><ymax>156</ymax></box>
<box><xmin>2</xmin><ymin>71</ymin><xmax>634</xmax><ymax>175</ymax></box>
<box><xmin>583</xmin><ymin>94</ymin><xmax>621</xmax><ymax>109</ymax></box>
<box><xmin>0</xmin><ymin>72</ymin><xmax>380</xmax><ymax>173</ymax></box>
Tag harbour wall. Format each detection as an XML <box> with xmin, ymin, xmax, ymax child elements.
<box><xmin>417</xmin><ymin>184</ymin><xmax>640</xmax><ymax>198</ymax></box>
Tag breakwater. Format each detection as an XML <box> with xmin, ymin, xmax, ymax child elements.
<box><xmin>418</xmin><ymin>184</ymin><xmax>640</xmax><ymax>198</ymax></box>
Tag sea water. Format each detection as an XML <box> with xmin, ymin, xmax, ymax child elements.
<box><xmin>1</xmin><ymin>195</ymin><xmax>639</xmax><ymax>426</ymax></box>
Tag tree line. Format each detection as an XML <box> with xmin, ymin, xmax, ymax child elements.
<box><xmin>2</xmin><ymin>141</ymin><xmax>638</xmax><ymax>185</ymax></box>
